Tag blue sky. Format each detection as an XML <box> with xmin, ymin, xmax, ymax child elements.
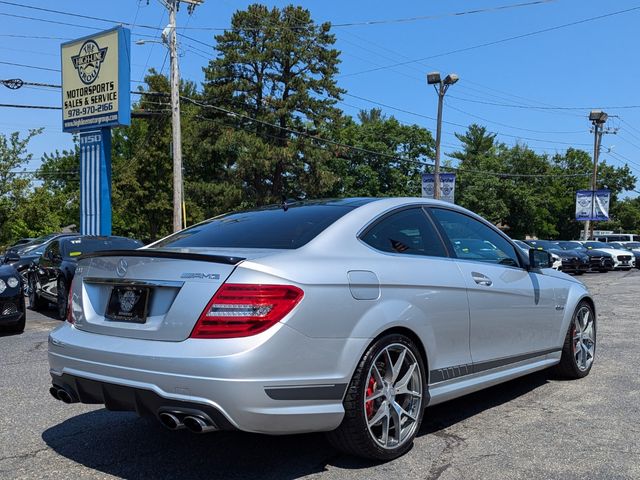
<box><xmin>1</xmin><ymin>0</ymin><xmax>639</xmax><ymax>198</ymax></box>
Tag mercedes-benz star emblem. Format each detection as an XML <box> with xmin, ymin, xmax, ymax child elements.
<box><xmin>116</xmin><ymin>258</ymin><xmax>128</xmax><ymax>278</ymax></box>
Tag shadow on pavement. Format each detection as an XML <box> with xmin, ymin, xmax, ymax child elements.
<box><xmin>42</xmin><ymin>372</ymin><xmax>549</xmax><ymax>479</ymax></box>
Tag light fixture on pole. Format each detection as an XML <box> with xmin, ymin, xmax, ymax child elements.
<box><xmin>582</xmin><ymin>110</ymin><xmax>609</xmax><ymax>241</ymax></box>
<box><xmin>427</xmin><ymin>71</ymin><xmax>459</xmax><ymax>200</ymax></box>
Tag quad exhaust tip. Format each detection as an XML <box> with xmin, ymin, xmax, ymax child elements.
<box><xmin>158</xmin><ymin>412</ymin><xmax>184</xmax><ymax>431</ymax></box>
<box><xmin>50</xmin><ymin>386</ymin><xmax>77</xmax><ymax>404</ymax></box>
<box><xmin>182</xmin><ymin>415</ymin><xmax>217</xmax><ymax>434</ymax></box>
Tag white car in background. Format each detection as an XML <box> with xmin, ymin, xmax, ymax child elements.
<box><xmin>581</xmin><ymin>241</ymin><xmax>636</xmax><ymax>270</ymax></box>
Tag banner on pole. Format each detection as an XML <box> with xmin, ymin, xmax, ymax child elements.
<box><xmin>575</xmin><ymin>189</ymin><xmax>610</xmax><ymax>221</ymax></box>
<box><xmin>422</xmin><ymin>173</ymin><xmax>456</xmax><ymax>203</ymax></box>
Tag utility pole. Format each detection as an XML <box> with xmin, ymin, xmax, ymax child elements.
<box><xmin>583</xmin><ymin>110</ymin><xmax>610</xmax><ymax>241</ymax></box>
<box><xmin>154</xmin><ymin>0</ymin><xmax>203</xmax><ymax>232</ymax></box>
<box><xmin>427</xmin><ymin>72</ymin><xmax>458</xmax><ymax>199</ymax></box>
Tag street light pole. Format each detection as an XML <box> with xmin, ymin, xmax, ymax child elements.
<box><xmin>427</xmin><ymin>72</ymin><xmax>458</xmax><ymax>200</ymax></box>
<box><xmin>583</xmin><ymin>110</ymin><xmax>608</xmax><ymax>241</ymax></box>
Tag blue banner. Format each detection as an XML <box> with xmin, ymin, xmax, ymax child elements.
<box><xmin>79</xmin><ymin>129</ymin><xmax>112</xmax><ymax>235</ymax></box>
<box><xmin>575</xmin><ymin>189</ymin><xmax>610</xmax><ymax>221</ymax></box>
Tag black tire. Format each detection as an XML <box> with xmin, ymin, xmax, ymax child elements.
<box><xmin>598</xmin><ymin>268</ymin><xmax>607</xmax><ymax>273</ymax></box>
<box><xmin>574</xmin><ymin>271</ymin><xmax>585</xmax><ymax>276</ymax></box>
<box><xmin>551</xmin><ymin>301</ymin><xmax>596</xmax><ymax>379</ymax></box>
<box><xmin>326</xmin><ymin>333</ymin><xmax>426</xmax><ymax>461</ymax></box>
<box><xmin>56</xmin><ymin>278</ymin><xmax>68</xmax><ymax>320</ymax></box>
<box><xmin>28</xmin><ymin>274</ymin><xmax>46</xmax><ymax>311</ymax></box>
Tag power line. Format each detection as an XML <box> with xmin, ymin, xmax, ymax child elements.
<box><xmin>444</xmin><ymin>99</ymin><xmax>586</xmax><ymax>135</ymax></box>
<box><xmin>330</xmin><ymin>0</ymin><xmax>557</xmax><ymax>27</ymax></box>
<box><xmin>447</xmin><ymin>94</ymin><xmax>640</xmax><ymax>111</ymax></box>
<box><xmin>340</xmin><ymin>5</ymin><xmax>640</xmax><ymax>77</ymax></box>
<box><xmin>0</xmin><ymin>103</ymin><xmax>60</xmax><ymax>109</ymax></box>
<box><xmin>0</xmin><ymin>60</ymin><xmax>59</xmax><ymax>72</ymax></box>
<box><xmin>0</xmin><ymin>0</ymin><xmax>558</xmax><ymax>32</ymax></box>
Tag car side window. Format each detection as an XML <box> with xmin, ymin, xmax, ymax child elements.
<box><xmin>44</xmin><ymin>241</ymin><xmax>58</xmax><ymax>260</ymax></box>
<box><xmin>361</xmin><ymin>208</ymin><xmax>447</xmax><ymax>257</ymax></box>
<box><xmin>430</xmin><ymin>208</ymin><xmax>520</xmax><ymax>267</ymax></box>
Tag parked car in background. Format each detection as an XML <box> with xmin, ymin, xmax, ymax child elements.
<box><xmin>607</xmin><ymin>242</ymin><xmax>640</xmax><ymax>270</ymax></box>
<box><xmin>0</xmin><ymin>262</ymin><xmax>26</xmax><ymax>334</ymax></box>
<box><xmin>30</xmin><ymin>235</ymin><xmax>143</xmax><ymax>319</ymax></box>
<box><xmin>554</xmin><ymin>241</ymin><xmax>614</xmax><ymax>273</ymax></box>
<box><xmin>523</xmin><ymin>239</ymin><xmax>589</xmax><ymax>274</ymax></box>
<box><xmin>4</xmin><ymin>234</ymin><xmax>78</xmax><ymax>290</ymax></box>
<box><xmin>582</xmin><ymin>241</ymin><xmax>635</xmax><ymax>270</ymax></box>
<box><xmin>48</xmin><ymin>198</ymin><xmax>596</xmax><ymax>461</ymax></box>
<box><xmin>615</xmin><ymin>241</ymin><xmax>640</xmax><ymax>251</ymax></box>
<box><xmin>593</xmin><ymin>233</ymin><xmax>640</xmax><ymax>243</ymax></box>
<box><xmin>513</xmin><ymin>240</ymin><xmax>562</xmax><ymax>270</ymax></box>
<box><xmin>3</xmin><ymin>238</ymin><xmax>34</xmax><ymax>255</ymax></box>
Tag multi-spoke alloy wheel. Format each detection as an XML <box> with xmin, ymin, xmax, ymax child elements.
<box><xmin>327</xmin><ymin>334</ymin><xmax>426</xmax><ymax>460</ymax></box>
<box><xmin>552</xmin><ymin>301</ymin><xmax>596</xmax><ymax>379</ymax></box>
<box><xmin>364</xmin><ymin>344</ymin><xmax>423</xmax><ymax>449</ymax></box>
<box><xmin>572</xmin><ymin>305</ymin><xmax>595</xmax><ymax>371</ymax></box>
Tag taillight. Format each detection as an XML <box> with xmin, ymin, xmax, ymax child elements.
<box><xmin>190</xmin><ymin>284</ymin><xmax>304</xmax><ymax>339</ymax></box>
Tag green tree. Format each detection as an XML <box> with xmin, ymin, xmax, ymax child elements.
<box><xmin>451</xmin><ymin>125</ymin><xmax>508</xmax><ymax>224</ymax></box>
<box><xmin>200</xmin><ymin>3</ymin><xmax>344</xmax><ymax>205</ymax></box>
<box><xmin>332</xmin><ymin>109</ymin><xmax>434</xmax><ymax>197</ymax></box>
<box><xmin>0</xmin><ymin>129</ymin><xmax>42</xmax><ymax>244</ymax></box>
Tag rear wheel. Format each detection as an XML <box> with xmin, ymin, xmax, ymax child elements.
<box><xmin>552</xmin><ymin>301</ymin><xmax>596</xmax><ymax>379</ymax></box>
<box><xmin>56</xmin><ymin>278</ymin><xmax>68</xmax><ymax>320</ymax></box>
<box><xmin>326</xmin><ymin>334</ymin><xmax>425</xmax><ymax>460</ymax></box>
<box><xmin>28</xmin><ymin>274</ymin><xmax>46</xmax><ymax>311</ymax></box>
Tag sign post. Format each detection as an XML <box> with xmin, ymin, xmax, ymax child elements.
<box><xmin>61</xmin><ymin>26</ymin><xmax>130</xmax><ymax>236</ymax></box>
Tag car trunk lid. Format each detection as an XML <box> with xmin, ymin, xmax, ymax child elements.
<box><xmin>70</xmin><ymin>249</ymin><xmax>247</xmax><ymax>341</ymax></box>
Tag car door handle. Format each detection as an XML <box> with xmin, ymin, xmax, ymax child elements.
<box><xmin>472</xmin><ymin>272</ymin><xmax>493</xmax><ymax>286</ymax></box>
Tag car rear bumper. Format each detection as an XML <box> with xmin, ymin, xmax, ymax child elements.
<box><xmin>48</xmin><ymin>323</ymin><xmax>367</xmax><ymax>435</ymax></box>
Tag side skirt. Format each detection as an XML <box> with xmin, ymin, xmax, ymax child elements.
<box><xmin>427</xmin><ymin>350</ymin><xmax>561</xmax><ymax>407</ymax></box>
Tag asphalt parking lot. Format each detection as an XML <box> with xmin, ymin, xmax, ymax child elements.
<box><xmin>1</xmin><ymin>270</ymin><xmax>639</xmax><ymax>480</ymax></box>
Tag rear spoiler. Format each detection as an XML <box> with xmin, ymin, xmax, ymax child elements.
<box><xmin>77</xmin><ymin>249</ymin><xmax>246</xmax><ymax>265</ymax></box>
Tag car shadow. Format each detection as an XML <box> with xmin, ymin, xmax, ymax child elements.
<box><xmin>42</xmin><ymin>372</ymin><xmax>549</xmax><ymax>478</ymax></box>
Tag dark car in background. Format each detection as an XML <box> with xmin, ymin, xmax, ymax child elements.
<box><xmin>554</xmin><ymin>241</ymin><xmax>614</xmax><ymax>273</ymax></box>
<box><xmin>4</xmin><ymin>233</ymin><xmax>78</xmax><ymax>289</ymax></box>
<box><xmin>0</xmin><ymin>263</ymin><xmax>26</xmax><ymax>334</ymax></box>
<box><xmin>608</xmin><ymin>242</ymin><xmax>640</xmax><ymax>270</ymax></box>
<box><xmin>3</xmin><ymin>238</ymin><xmax>34</xmax><ymax>254</ymax></box>
<box><xmin>523</xmin><ymin>239</ymin><xmax>590</xmax><ymax>275</ymax></box>
<box><xmin>29</xmin><ymin>235</ymin><xmax>143</xmax><ymax>319</ymax></box>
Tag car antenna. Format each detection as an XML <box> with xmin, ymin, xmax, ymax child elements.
<box><xmin>281</xmin><ymin>195</ymin><xmax>289</xmax><ymax>212</ymax></box>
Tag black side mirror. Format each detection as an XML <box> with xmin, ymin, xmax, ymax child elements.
<box><xmin>529</xmin><ymin>249</ymin><xmax>552</xmax><ymax>270</ymax></box>
<box><xmin>3</xmin><ymin>251</ymin><xmax>20</xmax><ymax>264</ymax></box>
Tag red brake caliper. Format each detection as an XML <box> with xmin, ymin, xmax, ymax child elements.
<box><xmin>365</xmin><ymin>375</ymin><xmax>376</xmax><ymax>418</ymax></box>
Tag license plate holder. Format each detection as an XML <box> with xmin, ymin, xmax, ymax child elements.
<box><xmin>105</xmin><ymin>286</ymin><xmax>150</xmax><ymax>324</ymax></box>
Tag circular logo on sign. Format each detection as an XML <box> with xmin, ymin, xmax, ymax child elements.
<box><xmin>71</xmin><ymin>40</ymin><xmax>108</xmax><ymax>85</ymax></box>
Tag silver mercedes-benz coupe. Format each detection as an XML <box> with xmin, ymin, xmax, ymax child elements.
<box><xmin>48</xmin><ymin>198</ymin><xmax>596</xmax><ymax>460</ymax></box>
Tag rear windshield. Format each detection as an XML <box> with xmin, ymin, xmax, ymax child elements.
<box><xmin>150</xmin><ymin>203</ymin><xmax>360</xmax><ymax>250</ymax></box>
<box><xmin>62</xmin><ymin>237</ymin><xmax>142</xmax><ymax>258</ymax></box>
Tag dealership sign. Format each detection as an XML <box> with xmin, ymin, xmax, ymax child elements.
<box><xmin>575</xmin><ymin>189</ymin><xmax>611</xmax><ymax>221</ymax></box>
<box><xmin>61</xmin><ymin>27</ymin><xmax>130</xmax><ymax>132</ymax></box>
<box><xmin>422</xmin><ymin>173</ymin><xmax>456</xmax><ymax>203</ymax></box>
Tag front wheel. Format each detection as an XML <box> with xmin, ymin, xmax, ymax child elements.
<box><xmin>326</xmin><ymin>334</ymin><xmax>426</xmax><ymax>460</ymax></box>
<box><xmin>551</xmin><ymin>301</ymin><xmax>596</xmax><ymax>379</ymax></box>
